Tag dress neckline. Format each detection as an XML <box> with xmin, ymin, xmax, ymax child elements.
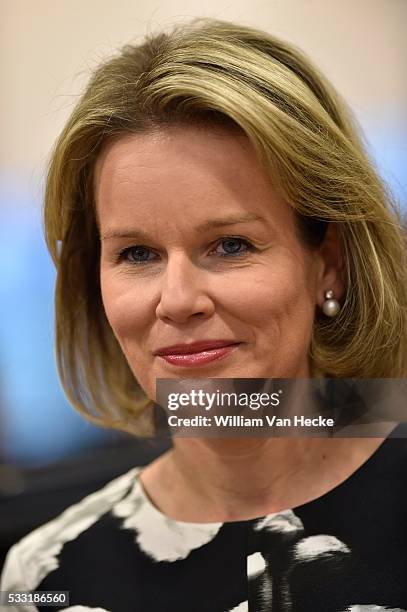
<box><xmin>133</xmin><ymin>422</ymin><xmax>402</xmax><ymax>526</ymax></box>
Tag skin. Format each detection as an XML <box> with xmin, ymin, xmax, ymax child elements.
<box><xmin>95</xmin><ymin>125</ymin><xmax>391</xmax><ymax>522</ymax></box>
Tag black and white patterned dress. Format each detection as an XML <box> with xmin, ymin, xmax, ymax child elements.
<box><xmin>2</xmin><ymin>425</ymin><xmax>407</xmax><ymax>611</ymax></box>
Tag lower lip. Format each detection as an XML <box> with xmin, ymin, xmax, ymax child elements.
<box><xmin>157</xmin><ymin>344</ymin><xmax>240</xmax><ymax>367</ymax></box>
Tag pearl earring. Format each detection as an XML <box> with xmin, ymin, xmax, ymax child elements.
<box><xmin>322</xmin><ymin>290</ymin><xmax>340</xmax><ymax>317</ymax></box>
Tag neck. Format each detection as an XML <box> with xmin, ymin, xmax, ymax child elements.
<box><xmin>140</xmin><ymin>424</ymin><xmax>397</xmax><ymax>523</ymax></box>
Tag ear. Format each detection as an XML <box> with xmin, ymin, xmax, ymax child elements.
<box><xmin>315</xmin><ymin>223</ymin><xmax>346</xmax><ymax>307</ymax></box>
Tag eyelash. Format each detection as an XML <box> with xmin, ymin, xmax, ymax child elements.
<box><xmin>116</xmin><ymin>237</ymin><xmax>256</xmax><ymax>265</ymax></box>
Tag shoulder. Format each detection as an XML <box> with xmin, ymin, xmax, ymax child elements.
<box><xmin>0</xmin><ymin>466</ymin><xmax>142</xmax><ymax>592</ymax></box>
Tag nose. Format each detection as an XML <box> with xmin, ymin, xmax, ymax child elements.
<box><xmin>155</xmin><ymin>253</ymin><xmax>215</xmax><ymax>323</ymax></box>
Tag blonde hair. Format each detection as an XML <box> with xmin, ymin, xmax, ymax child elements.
<box><xmin>43</xmin><ymin>18</ymin><xmax>407</xmax><ymax>436</ymax></box>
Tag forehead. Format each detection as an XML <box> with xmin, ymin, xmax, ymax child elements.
<box><xmin>93</xmin><ymin>125</ymin><xmax>295</xmax><ymax>233</ymax></box>
<box><xmin>94</xmin><ymin>125</ymin><xmax>262</xmax><ymax>191</ymax></box>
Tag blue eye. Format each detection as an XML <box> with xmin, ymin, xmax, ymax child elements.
<box><xmin>215</xmin><ymin>238</ymin><xmax>251</xmax><ymax>256</ymax></box>
<box><xmin>119</xmin><ymin>246</ymin><xmax>156</xmax><ymax>264</ymax></box>
<box><xmin>117</xmin><ymin>237</ymin><xmax>254</xmax><ymax>265</ymax></box>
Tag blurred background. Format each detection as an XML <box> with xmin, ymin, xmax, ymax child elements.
<box><xmin>1</xmin><ymin>0</ymin><xmax>406</xmax><ymax>570</ymax></box>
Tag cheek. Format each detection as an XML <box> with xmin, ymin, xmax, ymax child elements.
<box><xmin>100</xmin><ymin>273</ymin><xmax>151</xmax><ymax>350</ymax></box>
<box><xmin>234</xmin><ymin>259</ymin><xmax>316</xmax><ymax>337</ymax></box>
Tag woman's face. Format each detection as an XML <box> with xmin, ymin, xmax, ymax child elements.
<box><xmin>95</xmin><ymin>125</ymin><xmax>338</xmax><ymax>400</ymax></box>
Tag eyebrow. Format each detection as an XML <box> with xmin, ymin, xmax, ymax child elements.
<box><xmin>100</xmin><ymin>213</ymin><xmax>266</xmax><ymax>241</ymax></box>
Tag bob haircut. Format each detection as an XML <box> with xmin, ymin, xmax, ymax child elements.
<box><xmin>43</xmin><ymin>18</ymin><xmax>407</xmax><ymax>436</ymax></box>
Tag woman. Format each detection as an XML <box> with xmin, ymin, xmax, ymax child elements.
<box><xmin>2</xmin><ymin>18</ymin><xmax>407</xmax><ymax>612</ymax></box>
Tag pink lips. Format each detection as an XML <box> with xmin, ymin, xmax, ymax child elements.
<box><xmin>153</xmin><ymin>340</ymin><xmax>241</xmax><ymax>367</ymax></box>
